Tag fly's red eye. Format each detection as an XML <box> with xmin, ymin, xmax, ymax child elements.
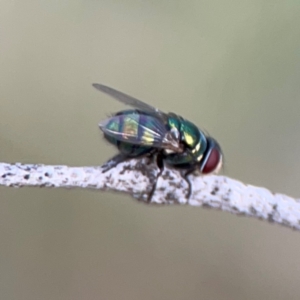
<box><xmin>201</xmin><ymin>138</ymin><xmax>222</xmax><ymax>174</ymax></box>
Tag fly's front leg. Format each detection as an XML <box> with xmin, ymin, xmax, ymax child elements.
<box><xmin>180</xmin><ymin>168</ymin><xmax>194</xmax><ymax>200</ymax></box>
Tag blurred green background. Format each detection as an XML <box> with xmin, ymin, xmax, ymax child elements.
<box><xmin>1</xmin><ymin>1</ymin><xmax>300</xmax><ymax>299</ymax></box>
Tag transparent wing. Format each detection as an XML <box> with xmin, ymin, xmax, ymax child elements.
<box><xmin>92</xmin><ymin>83</ymin><xmax>168</xmax><ymax>120</ymax></box>
<box><xmin>99</xmin><ymin>113</ymin><xmax>182</xmax><ymax>152</ymax></box>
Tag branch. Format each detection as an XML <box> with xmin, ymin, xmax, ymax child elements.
<box><xmin>1</xmin><ymin>159</ymin><xmax>299</xmax><ymax>230</ymax></box>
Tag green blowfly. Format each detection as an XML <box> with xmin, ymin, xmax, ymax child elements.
<box><xmin>93</xmin><ymin>83</ymin><xmax>223</xmax><ymax>199</ymax></box>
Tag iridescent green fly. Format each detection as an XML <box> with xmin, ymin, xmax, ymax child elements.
<box><xmin>93</xmin><ymin>83</ymin><xmax>223</xmax><ymax>199</ymax></box>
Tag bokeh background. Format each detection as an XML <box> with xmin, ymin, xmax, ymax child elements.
<box><xmin>1</xmin><ymin>1</ymin><xmax>300</xmax><ymax>299</ymax></box>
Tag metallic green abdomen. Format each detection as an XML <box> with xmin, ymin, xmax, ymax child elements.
<box><xmin>103</xmin><ymin>110</ymin><xmax>159</xmax><ymax>157</ymax></box>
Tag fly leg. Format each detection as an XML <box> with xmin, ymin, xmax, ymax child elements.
<box><xmin>180</xmin><ymin>168</ymin><xmax>194</xmax><ymax>200</ymax></box>
<box><xmin>101</xmin><ymin>153</ymin><xmax>128</xmax><ymax>173</ymax></box>
<box><xmin>147</xmin><ymin>152</ymin><xmax>164</xmax><ymax>203</ymax></box>
<box><xmin>178</xmin><ymin>149</ymin><xmax>196</xmax><ymax>200</ymax></box>
<box><xmin>101</xmin><ymin>152</ymin><xmax>164</xmax><ymax>203</ymax></box>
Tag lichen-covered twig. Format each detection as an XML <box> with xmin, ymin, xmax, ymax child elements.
<box><xmin>1</xmin><ymin>158</ymin><xmax>300</xmax><ymax>230</ymax></box>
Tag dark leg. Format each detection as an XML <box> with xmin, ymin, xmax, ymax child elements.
<box><xmin>101</xmin><ymin>153</ymin><xmax>129</xmax><ymax>173</ymax></box>
<box><xmin>101</xmin><ymin>152</ymin><xmax>165</xmax><ymax>202</ymax></box>
<box><xmin>147</xmin><ymin>152</ymin><xmax>164</xmax><ymax>202</ymax></box>
<box><xmin>181</xmin><ymin>169</ymin><xmax>194</xmax><ymax>199</ymax></box>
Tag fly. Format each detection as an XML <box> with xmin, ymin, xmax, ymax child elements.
<box><xmin>93</xmin><ymin>83</ymin><xmax>223</xmax><ymax>200</ymax></box>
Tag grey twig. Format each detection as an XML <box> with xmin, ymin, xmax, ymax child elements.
<box><xmin>1</xmin><ymin>158</ymin><xmax>300</xmax><ymax>230</ymax></box>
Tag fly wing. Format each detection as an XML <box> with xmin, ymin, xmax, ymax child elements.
<box><xmin>99</xmin><ymin>113</ymin><xmax>182</xmax><ymax>152</ymax></box>
<box><xmin>92</xmin><ymin>83</ymin><xmax>168</xmax><ymax>121</ymax></box>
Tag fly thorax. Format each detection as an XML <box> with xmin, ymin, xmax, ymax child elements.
<box><xmin>193</xmin><ymin>130</ymin><xmax>208</xmax><ymax>160</ymax></box>
<box><xmin>179</xmin><ymin>120</ymin><xmax>207</xmax><ymax>153</ymax></box>
<box><xmin>164</xmin><ymin>118</ymin><xmax>209</xmax><ymax>166</ymax></box>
